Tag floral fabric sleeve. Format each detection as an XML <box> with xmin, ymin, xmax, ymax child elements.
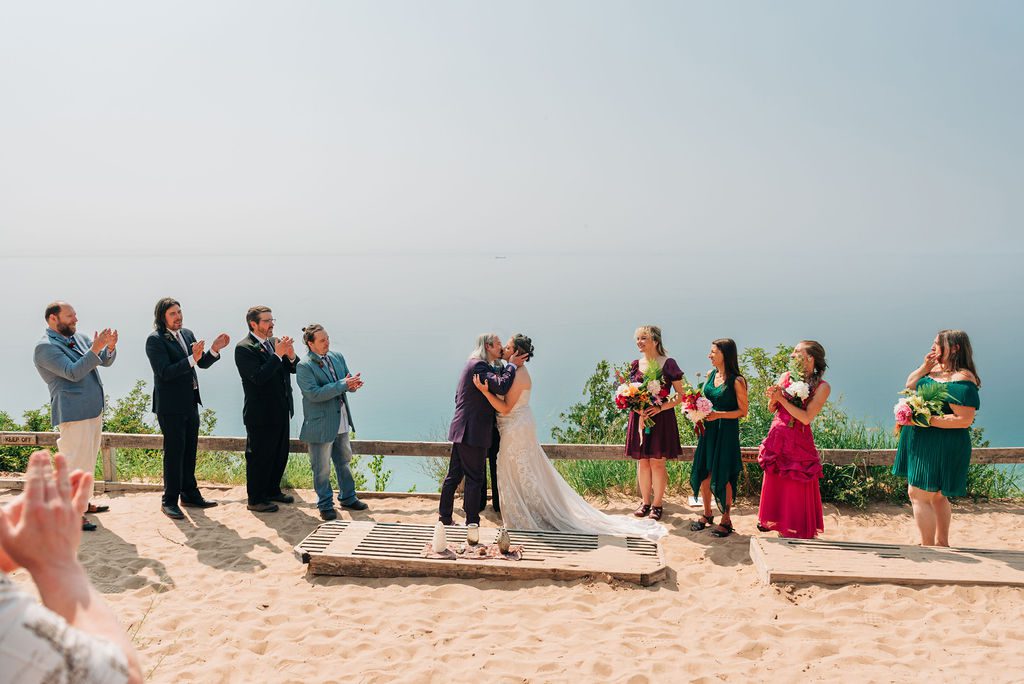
<box><xmin>0</xmin><ymin>574</ymin><xmax>130</xmax><ymax>684</ymax></box>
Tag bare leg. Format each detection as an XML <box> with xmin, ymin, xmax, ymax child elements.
<box><xmin>719</xmin><ymin>483</ymin><xmax>734</xmax><ymax>529</ymax></box>
<box><xmin>637</xmin><ymin>460</ymin><xmax>652</xmax><ymax>504</ymax></box>
<box><xmin>699</xmin><ymin>476</ymin><xmax>713</xmax><ymax>518</ymax></box>
<box><xmin>933</xmin><ymin>492</ymin><xmax>952</xmax><ymax>547</ymax></box>
<box><xmin>650</xmin><ymin>458</ymin><xmax>668</xmax><ymax>507</ymax></box>
<box><xmin>908</xmin><ymin>485</ymin><xmax>937</xmax><ymax>546</ymax></box>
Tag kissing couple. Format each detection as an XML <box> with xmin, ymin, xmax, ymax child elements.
<box><xmin>438</xmin><ymin>333</ymin><xmax>667</xmax><ymax>541</ymax></box>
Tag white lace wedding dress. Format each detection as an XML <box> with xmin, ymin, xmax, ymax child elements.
<box><xmin>497</xmin><ymin>389</ymin><xmax>667</xmax><ymax>541</ymax></box>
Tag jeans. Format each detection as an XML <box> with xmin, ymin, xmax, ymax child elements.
<box><xmin>308</xmin><ymin>432</ymin><xmax>358</xmax><ymax>510</ymax></box>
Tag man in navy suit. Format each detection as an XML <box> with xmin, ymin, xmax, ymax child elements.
<box><xmin>439</xmin><ymin>333</ymin><xmax>525</xmax><ymax>526</ymax></box>
<box><xmin>234</xmin><ymin>305</ymin><xmax>298</xmax><ymax>513</ymax></box>
<box><xmin>33</xmin><ymin>301</ymin><xmax>117</xmax><ymax>531</ymax></box>
<box><xmin>145</xmin><ymin>297</ymin><xmax>230</xmax><ymax>520</ymax></box>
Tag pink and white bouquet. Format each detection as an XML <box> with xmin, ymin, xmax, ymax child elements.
<box><xmin>893</xmin><ymin>383</ymin><xmax>950</xmax><ymax>435</ymax></box>
<box><xmin>679</xmin><ymin>383</ymin><xmax>713</xmax><ymax>436</ymax></box>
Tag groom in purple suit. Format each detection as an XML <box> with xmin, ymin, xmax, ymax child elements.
<box><xmin>439</xmin><ymin>333</ymin><xmax>525</xmax><ymax>526</ymax></box>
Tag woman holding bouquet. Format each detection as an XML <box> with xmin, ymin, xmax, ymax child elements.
<box><xmin>690</xmin><ymin>339</ymin><xmax>748</xmax><ymax>538</ymax></box>
<box><xmin>626</xmin><ymin>326</ymin><xmax>685</xmax><ymax>522</ymax></box>
<box><xmin>892</xmin><ymin>330</ymin><xmax>980</xmax><ymax>547</ymax></box>
<box><xmin>757</xmin><ymin>341</ymin><xmax>830</xmax><ymax>539</ymax></box>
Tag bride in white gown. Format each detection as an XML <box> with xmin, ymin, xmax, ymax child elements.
<box><xmin>472</xmin><ymin>335</ymin><xmax>667</xmax><ymax>542</ymax></box>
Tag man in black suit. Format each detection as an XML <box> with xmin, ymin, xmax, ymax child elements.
<box><xmin>439</xmin><ymin>333</ymin><xmax>524</xmax><ymax>526</ymax></box>
<box><xmin>234</xmin><ymin>305</ymin><xmax>298</xmax><ymax>513</ymax></box>
<box><xmin>145</xmin><ymin>297</ymin><xmax>230</xmax><ymax>520</ymax></box>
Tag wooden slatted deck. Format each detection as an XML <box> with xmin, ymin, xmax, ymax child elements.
<box><xmin>295</xmin><ymin>521</ymin><xmax>667</xmax><ymax>586</ymax></box>
<box><xmin>750</xmin><ymin>537</ymin><xmax>1024</xmax><ymax>587</ymax></box>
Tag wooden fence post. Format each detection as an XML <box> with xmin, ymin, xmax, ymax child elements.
<box><xmin>101</xmin><ymin>445</ymin><xmax>116</xmax><ymax>483</ymax></box>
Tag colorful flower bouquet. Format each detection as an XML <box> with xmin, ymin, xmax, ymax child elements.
<box><xmin>680</xmin><ymin>381</ymin><xmax>713</xmax><ymax>436</ymax></box>
<box><xmin>613</xmin><ymin>362</ymin><xmax>670</xmax><ymax>436</ymax></box>
<box><xmin>893</xmin><ymin>382</ymin><xmax>951</xmax><ymax>435</ymax></box>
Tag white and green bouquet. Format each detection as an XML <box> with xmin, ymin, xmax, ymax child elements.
<box><xmin>893</xmin><ymin>382</ymin><xmax>951</xmax><ymax>434</ymax></box>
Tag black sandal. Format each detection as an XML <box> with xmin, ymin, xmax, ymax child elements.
<box><xmin>649</xmin><ymin>506</ymin><xmax>664</xmax><ymax>521</ymax></box>
<box><xmin>710</xmin><ymin>522</ymin><xmax>734</xmax><ymax>538</ymax></box>
<box><xmin>689</xmin><ymin>514</ymin><xmax>714</xmax><ymax>531</ymax></box>
<box><xmin>756</xmin><ymin>523</ymin><xmax>771</xmax><ymax>532</ymax></box>
<box><xmin>633</xmin><ymin>503</ymin><xmax>651</xmax><ymax>518</ymax></box>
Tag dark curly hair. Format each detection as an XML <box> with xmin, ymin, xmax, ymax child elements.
<box><xmin>510</xmin><ymin>333</ymin><xmax>535</xmax><ymax>361</ymax></box>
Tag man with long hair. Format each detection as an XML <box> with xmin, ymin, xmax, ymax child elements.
<box><xmin>145</xmin><ymin>297</ymin><xmax>230</xmax><ymax>519</ymax></box>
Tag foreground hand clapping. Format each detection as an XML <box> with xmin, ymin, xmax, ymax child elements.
<box><xmin>0</xmin><ymin>451</ymin><xmax>92</xmax><ymax>574</ymax></box>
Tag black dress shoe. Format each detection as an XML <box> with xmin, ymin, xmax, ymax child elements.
<box><xmin>82</xmin><ymin>516</ymin><xmax>97</xmax><ymax>531</ymax></box>
<box><xmin>181</xmin><ymin>497</ymin><xmax>218</xmax><ymax>509</ymax></box>
<box><xmin>267</xmin><ymin>493</ymin><xmax>295</xmax><ymax>504</ymax></box>
<box><xmin>319</xmin><ymin>508</ymin><xmax>338</xmax><ymax>521</ymax></box>
<box><xmin>247</xmin><ymin>502</ymin><xmax>279</xmax><ymax>512</ymax></box>
<box><xmin>161</xmin><ymin>505</ymin><xmax>186</xmax><ymax>520</ymax></box>
<box><xmin>438</xmin><ymin>517</ymin><xmax>454</xmax><ymax>526</ymax></box>
<box><xmin>340</xmin><ymin>499</ymin><xmax>368</xmax><ymax>511</ymax></box>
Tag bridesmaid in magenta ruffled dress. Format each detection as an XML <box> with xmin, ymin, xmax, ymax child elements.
<box><xmin>757</xmin><ymin>341</ymin><xmax>831</xmax><ymax>539</ymax></box>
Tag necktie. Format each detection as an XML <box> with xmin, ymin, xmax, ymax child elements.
<box><xmin>175</xmin><ymin>332</ymin><xmax>190</xmax><ymax>356</ymax></box>
<box><xmin>177</xmin><ymin>332</ymin><xmax>198</xmax><ymax>389</ymax></box>
<box><xmin>324</xmin><ymin>356</ymin><xmax>339</xmax><ymax>382</ymax></box>
<box><xmin>264</xmin><ymin>339</ymin><xmax>275</xmax><ymax>355</ymax></box>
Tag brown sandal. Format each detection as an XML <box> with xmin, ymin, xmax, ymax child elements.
<box><xmin>633</xmin><ymin>503</ymin><xmax>651</xmax><ymax>517</ymax></box>
<box><xmin>649</xmin><ymin>506</ymin><xmax>664</xmax><ymax>521</ymax></box>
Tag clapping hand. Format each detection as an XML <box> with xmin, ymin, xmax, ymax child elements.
<box><xmin>274</xmin><ymin>337</ymin><xmax>289</xmax><ymax>357</ymax></box>
<box><xmin>91</xmin><ymin>328</ymin><xmax>115</xmax><ymax>355</ymax></box>
<box><xmin>279</xmin><ymin>336</ymin><xmax>297</xmax><ymax>360</ymax></box>
<box><xmin>108</xmin><ymin>329</ymin><xmax>118</xmax><ymax>351</ymax></box>
<box><xmin>0</xmin><ymin>451</ymin><xmax>93</xmax><ymax>574</ymax></box>
<box><xmin>345</xmin><ymin>373</ymin><xmax>363</xmax><ymax>392</ymax></box>
<box><xmin>211</xmin><ymin>333</ymin><xmax>231</xmax><ymax>353</ymax></box>
<box><xmin>191</xmin><ymin>339</ymin><xmax>206</xmax><ymax>361</ymax></box>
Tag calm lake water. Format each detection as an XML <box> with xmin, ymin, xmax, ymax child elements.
<box><xmin>1</xmin><ymin>253</ymin><xmax>1019</xmax><ymax>491</ymax></box>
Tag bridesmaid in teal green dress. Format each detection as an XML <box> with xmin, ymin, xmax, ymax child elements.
<box><xmin>689</xmin><ymin>339</ymin><xmax>748</xmax><ymax>537</ymax></box>
<box><xmin>892</xmin><ymin>329</ymin><xmax>981</xmax><ymax>547</ymax></box>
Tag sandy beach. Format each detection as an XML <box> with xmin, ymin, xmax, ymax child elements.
<box><xmin>3</xmin><ymin>487</ymin><xmax>1022</xmax><ymax>683</ymax></box>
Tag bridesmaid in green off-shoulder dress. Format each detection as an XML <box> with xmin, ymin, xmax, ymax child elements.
<box><xmin>892</xmin><ymin>329</ymin><xmax>981</xmax><ymax>547</ymax></box>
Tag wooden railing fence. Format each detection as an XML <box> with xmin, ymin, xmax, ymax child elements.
<box><xmin>1</xmin><ymin>432</ymin><xmax>1021</xmax><ymax>493</ymax></box>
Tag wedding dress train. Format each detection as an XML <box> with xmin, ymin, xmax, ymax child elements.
<box><xmin>497</xmin><ymin>389</ymin><xmax>667</xmax><ymax>541</ymax></box>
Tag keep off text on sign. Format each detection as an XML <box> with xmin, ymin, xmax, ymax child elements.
<box><xmin>0</xmin><ymin>434</ymin><xmax>38</xmax><ymax>446</ymax></box>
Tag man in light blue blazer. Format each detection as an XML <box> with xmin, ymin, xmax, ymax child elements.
<box><xmin>33</xmin><ymin>301</ymin><xmax>118</xmax><ymax>530</ymax></box>
<box><xmin>296</xmin><ymin>323</ymin><xmax>367</xmax><ymax>520</ymax></box>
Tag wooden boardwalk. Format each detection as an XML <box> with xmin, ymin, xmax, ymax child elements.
<box><xmin>295</xmin><ymin>521</ymin><xmax>667</xmax><ymax>586</ymax></box>
<box><xmin>750</xmin><ymin>537</ymin><xmax>1024</xmax><ymax>587</ymax></box>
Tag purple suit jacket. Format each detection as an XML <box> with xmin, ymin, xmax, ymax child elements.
<box><xmin>448</xmin><ymin>359</ymin><xmax>516</xmax><ymax>449</ymax></box>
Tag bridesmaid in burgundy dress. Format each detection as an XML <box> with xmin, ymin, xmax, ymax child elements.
<box><xmin>626</xmin><ymin>325</ymin><xmax>685</xmax><ymax>521</ymax></box>
<box><xmin>757</xmin><ymin>340</ymin><xmax>831</xmax><ymax>539</ymax></box>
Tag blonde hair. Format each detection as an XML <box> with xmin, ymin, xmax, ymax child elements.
<box><xmin>635</xmin><ymin>325</ymin><xmax>667</xmax><ymax>356</ymax></box>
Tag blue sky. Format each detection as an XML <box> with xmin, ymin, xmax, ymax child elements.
<box><xmin>1</xmin><ymin>1</ymin><xmax>1020</xmax><ymax>256</ymax></box>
